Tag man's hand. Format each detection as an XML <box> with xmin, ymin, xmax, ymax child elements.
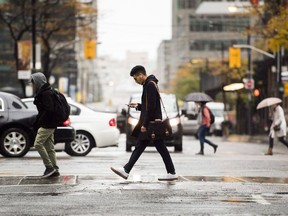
<box><xmin>141</xmin><ymin>126</ymin><xmax>147</xmax><ymax>132</ymax></box>
<box><xmin>127</xmin><ymin>103</ymin><xmax>138</xmax><ymax>108</ymax></box>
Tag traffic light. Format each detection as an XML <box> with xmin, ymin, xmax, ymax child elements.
<box><xmin>253</xmin><ymin>88</ymin><xmax>260</xmax><ymax>97</ymax></box>
<box><xmin>229</xmin><ymin>47</ymin><xmax>241</xmax><ymax>68</ymax></box>
<box><xmin>84</xmin><ymin>39</ymin><xmax>96</xmax><ymax>59</ymax></box>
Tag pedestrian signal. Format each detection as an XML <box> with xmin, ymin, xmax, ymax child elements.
<box><xmin>229</xmin><ymin>47</ymin><xmax>241</xmax><ymax>68</ymax></box>
<box><xmin>84</xmin><ymin>39</ymin><xmax>96</xmax><ymax>59</ymax></box>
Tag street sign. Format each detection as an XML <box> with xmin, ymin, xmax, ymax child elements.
<box><xmin>243</xmin><ymin>78</ymin><xmax>254</xmax><ymax>90</ymax></box>
<box><xmin>18</xmin><ymin>70</ymin><xmax>31</xmax><ymax>80</ymax></box>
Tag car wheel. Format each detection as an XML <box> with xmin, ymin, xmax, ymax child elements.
<box><xmin>0</xmin><ymin>128</ymin><xmax>31</xmax><ymax>157</ymax></box>
<box><xmin>65</xmin><ymin>131</ymin><xmax>94</xmax><ymax>156</ymax></box>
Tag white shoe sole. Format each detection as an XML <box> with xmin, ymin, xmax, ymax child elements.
<box><xmin>111</xmin><ymin>167</ymin><xmax>128</xmax><ymax>180</ymax></box>
<box><xmin>158</xmin><ymin>177</ymin><xmax>178</xmax><ymax>181</ymax></box>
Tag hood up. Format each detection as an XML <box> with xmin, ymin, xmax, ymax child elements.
<box><xmin>31</xmin><ymin>72</ymin><xmax>47</xmax><ymax>92</ymax></box>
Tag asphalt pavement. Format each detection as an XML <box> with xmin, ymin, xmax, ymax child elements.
<box><xmin>0</xmin><ymin>134</ymin><xmax>288</xmax><ymax>215</ymax></box>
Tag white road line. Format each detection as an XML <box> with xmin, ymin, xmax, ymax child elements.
<box><xmin>252</xmin><ymin>194</ymin><xmax>271</xmax><ymax>205</ymax></box>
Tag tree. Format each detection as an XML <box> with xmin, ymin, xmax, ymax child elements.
<box><xmin>251</xmin><ymin>2</ymin><xmax>288</xmax><ymax>51</ymax></box>
<box><xmin>0</xmin><ymin>0</ymin><xmax>33</xmax><ymax>96</ymax></box>
<box><xmin>0</xmin><ymin>0</ymin><xmax>97</xmax><ymax>96</ymax></box>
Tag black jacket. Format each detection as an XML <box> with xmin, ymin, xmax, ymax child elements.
<box><xmin>131</xmin><ymin>75</ymin><xmax>162</xmax><ymax>139</ymax></box>
<box><xmin>33</xmin><ymin>83</ymin><xmax>58</xmax><ymax>129</ymax></box>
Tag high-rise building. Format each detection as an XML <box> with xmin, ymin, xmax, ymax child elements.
<box><xmin>167</xmin><ymin>0</ymin><xmax>263</xmax><ymax>91</ymax></box>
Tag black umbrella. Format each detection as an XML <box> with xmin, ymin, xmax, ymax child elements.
<box><xmin>184</xmin><ymin>92</ymin><xmax>213</xmax><ymax>102</ymax></box>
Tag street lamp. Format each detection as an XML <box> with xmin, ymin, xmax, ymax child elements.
<box><xmin>232</xmin><ymin>44</ymin><xmax>281</xmax><ymax>97</ymax></box>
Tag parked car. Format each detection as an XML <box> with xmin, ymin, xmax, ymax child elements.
<box><xmin>0</xmin><ymin>92</ymin><xmax>75</xmax><ymax>158</ymax></box>
<box><xmin>123</xmin><ymin>93</ymin><xmax>183</xmax><ymax>152</ymax></box>
<box><xmin>22</xmin><ymin>97</ymin><xmax>120</xmax><ymax>156</ymax></box>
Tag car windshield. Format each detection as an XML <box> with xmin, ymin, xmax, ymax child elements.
<box><xmin>129</xmin><ymin>94</ymin><xmax>178</xmax><ymax>118</ymax></box>
<box><xmin>210</xmin><ymin>109</ymin><xmax>224</xmax><ymax>117</ymax></box>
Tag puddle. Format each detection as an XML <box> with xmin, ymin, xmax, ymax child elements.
<box><xmin>182</xmin><ymin>176</ymin><xmax>288</xmax><ymax>184</ymax></box>
<box><xmin>0</xmin><ymin>175</ymin><xmax>77</xmax><ymax>186</ymax></box>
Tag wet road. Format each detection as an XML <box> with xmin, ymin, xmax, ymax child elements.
<box><xmin>0</xmin><ymin>135</ymin><xmax>288</xmax><ymax>215</ymax></box>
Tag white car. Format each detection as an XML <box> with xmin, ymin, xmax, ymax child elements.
<box><xmin>22</xmin><ymin>97</ymin><xmax>120</xmax><ymax>156</ymax></box>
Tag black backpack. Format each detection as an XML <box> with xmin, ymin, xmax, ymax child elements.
<box><xmin>202</xmin><ymin>106</ymin><xmax>215</xmax><ymax>124</ymax></box>
<box><xmin>52</xmin><ymin>89</ymin><xmax>70</xmax><ymax>122</ymax></box>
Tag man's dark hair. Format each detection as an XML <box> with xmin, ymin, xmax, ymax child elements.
<box><xmin>130</xmin><ymin>65</ymin><xmax>146</xmax><ymax>76</ymax></box>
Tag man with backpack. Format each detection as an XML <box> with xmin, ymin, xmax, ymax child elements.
<box><xmin>31</xmin><ymin>72</ymin><xmax>60</xmax><ymax>177</ymax></box>
<box><xmin>196</xmin><ymin>102</ymin><xmax>218</xmax><ymax>155</ymax></box>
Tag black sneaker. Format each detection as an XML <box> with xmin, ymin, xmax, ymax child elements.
<box><xmin>50</xmin><ymin>171</ymin><xmax>60</xmax><ymax>177</ymax></box>
<box><xmin>43</xmin><ymin>167</ymin><xmax>56</xmax><ymax>178</ymax></box>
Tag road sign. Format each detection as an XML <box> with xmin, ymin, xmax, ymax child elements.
<box><xmin>243</xmin><ymin>78</ymin><xmax>254</xmax><ymax>90</ymax></box>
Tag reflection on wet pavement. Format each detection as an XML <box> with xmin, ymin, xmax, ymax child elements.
<box><xmin>181</xmin><ymin>176</ymin><xmax>288</xmax><ymax>184</ymax></box>
<box><xmin>1</xmin><ymin>175</ymin><xmax>288</xmax><ymax>186</ymax></box>
<box><xmin>0</xmin><ymin>175</ymin><xmax>77</xmax><ymax>186</ymax></box>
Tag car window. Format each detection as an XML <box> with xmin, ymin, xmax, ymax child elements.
<box><xmin>0</xmin><ymin>98</ymin><xmax>4</xmax><ymax>111</ymax></box>
<box><xmin>12</xmin><ymin>101</ymin><xmax>24</xmax><ymax>109</ymax></box>
<box><xmin>210</xmin><ymin>109</ymin><xmax>224</xmax><ymax>117</ymax></box>
<box><xmin>70</xmin><ymin>104</ymin><xmax>81</xmax><ymax>115</ymax></box>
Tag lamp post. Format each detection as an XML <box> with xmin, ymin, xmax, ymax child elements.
<box><xmin>233</xmin><ymin>44</ymin><xmax>280</xmax><ymax>135</ymax></box>
<box><xmin>233</xmin><ymin>44</ymin><xmax>279</xmax><ymax>96</ymax></box>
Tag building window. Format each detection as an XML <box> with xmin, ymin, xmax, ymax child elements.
<box><xmin>189</xmin><ymin>16</ymin><xmax>250</xmax><ymax>32</ymax></box>
<box><xmin>189</xmin><ymin>39</ymin><xmax>247</xmax><ymax>51</ymax></box>
<box><xmin>178</xmin><ymin>0</ymin><xmax>198</xmax><ymax>9</ymax></box>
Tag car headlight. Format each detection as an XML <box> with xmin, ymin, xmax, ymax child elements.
<box><xmin>128</xmin><ymin>117</ymin><xmax>138</xmax><ymax>126</ymax></box>
<box><xmin>169</xmin><ymin>117</ymin><xmax>180</xmax><ymax>127</ymax></box>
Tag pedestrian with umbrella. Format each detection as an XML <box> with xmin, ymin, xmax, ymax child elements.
<box><xmin>184</xmin><ymin>93</ymin><xmax>218</xmax><ymax>155</ymax></box>
<box><xmin>257</xmin><ymin>97</ymin><xmax>288</xmax><ymax>155</ymax></box>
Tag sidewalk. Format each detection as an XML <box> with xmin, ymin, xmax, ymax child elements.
<box><xmin>224</xmin><ymin>134</ymin><xmax>269</xmax><ymax>144</ymax></box>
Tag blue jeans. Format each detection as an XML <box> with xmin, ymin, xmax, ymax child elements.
<box><xmin>198</xmin><ymin>125</ymin><xmax>217</xmax><ymax>152</ymax></box>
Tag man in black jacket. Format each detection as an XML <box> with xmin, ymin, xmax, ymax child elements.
<box><xmin>111</xmin><ymin>65</ymin><xmax>177</xmax><ymax>181</ymax></box>
<box><xmin>31</xmin><ymin>72</ymin><xmax>59</xmax><ymax>178</ymax></box>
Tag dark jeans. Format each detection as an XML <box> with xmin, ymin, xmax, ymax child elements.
<box><xmin>124</xmin><ymin>139</ymin><xmax>176</xmax><ymax>174</ymax></box>
<box><xmin>198</xmin><ymin>125</ymin><xmax>217</xmax><ymax>152</ymax></box>
<box><xmin>269</xmin><ymin>135</ymin><xmax>288</xmax><ymax>148</ymax></box>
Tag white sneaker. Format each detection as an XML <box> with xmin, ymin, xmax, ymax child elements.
<box><xmin>111</xmin><ymin>167</ymin><xmax>129</xmax><ymax>180</ymax></box>
<box><xmin>158</xmin><ymin>173</ymin><xmax>178</xmax><ymax>181</ymax></box>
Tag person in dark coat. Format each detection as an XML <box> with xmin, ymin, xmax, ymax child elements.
<box><xmin>111</xmin><ymin>65</ymin><xmax>178</xmax><ymax>181</ymax></box>
<box><xmin>31</xmin><ymin>72</ymin><xmax>59</xmax><ymax>178</ymax></box>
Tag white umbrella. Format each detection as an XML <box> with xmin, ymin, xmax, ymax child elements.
<box><xmin>256</xmin><ymin>97</ymin><xmax>282</xmax><ymax>110</ymax></box>
<box><xmin>184</xmin><ymin>92</ymin><xmax>213</xmax><ymax>102</ymax></box>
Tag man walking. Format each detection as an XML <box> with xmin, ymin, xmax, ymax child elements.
<box><xmin>31</xmin><ymin>72</ymin><xmax>60</xmax><ymax>178</ymax></box>
<box><xmin>111</xmin><ymin>65</ymin><xmax>178</xmax><ymax>181</ymax></box>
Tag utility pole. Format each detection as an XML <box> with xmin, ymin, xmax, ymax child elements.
<box><xmin>247</xmin><ymin>32</ymin><xmax>252</xmax><ymax>136</ymax></box>
<box><xmin>31</xmin><ymin>0</ymin><xmax>36</xmax><ymax>73</ymax></box>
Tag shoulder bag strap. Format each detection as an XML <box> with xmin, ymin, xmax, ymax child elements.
<box><xmin>150</xmin><ymin>81</ymin><xmax>169</xmax><ymax>119</ymax></box>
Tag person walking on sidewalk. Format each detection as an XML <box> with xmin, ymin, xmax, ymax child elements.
<box><xmin>265</xmin><ymin>103</ymin><xmax>288</xmax><ymax>155</ymax></box>
<box><xmin>31</xmin><ymin>72</ymin><xmax>60</xmax><ymax>178</ymax></box>
<box><xmin>195</xmin><ymin>102</ymin><xmax>218</xmax><ymax>155</ymax></box>
<box><xmin>111</xmin><ymin>65</ymin><xmax>178</xmax><ymax>181</ymax></box>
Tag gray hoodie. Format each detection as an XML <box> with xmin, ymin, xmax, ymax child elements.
<box><xmin>31</xmin><ymin>72</ymin><xmax>47</xmax><ymax>93</ymax></box>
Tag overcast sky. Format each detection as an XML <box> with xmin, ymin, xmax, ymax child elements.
<box><xmin>97</xmin><ymin>0</ymin><xmax>172</xmax><ymax>60</ymax></box>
